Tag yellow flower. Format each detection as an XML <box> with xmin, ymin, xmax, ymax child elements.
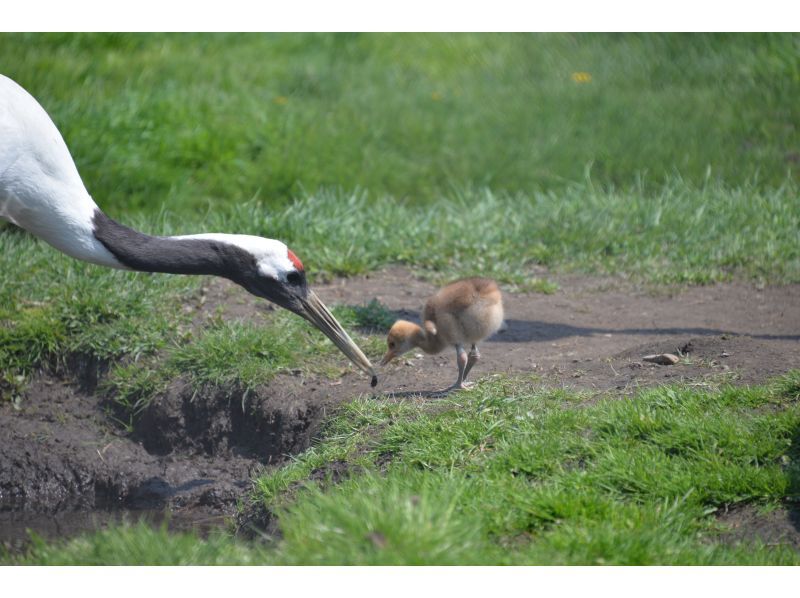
<box><xmin>571</xmin><ymin>72</ymin><xmax>592</xmax><ymax>84</ymax></box>
<box><xmin>431</xmin><ymin>91</ymin><xmax>442</xmax><ymax>101</ymax></box>
<box><xmin>273</xmin><ymin>95</ymin><xmax>289</xmax><ymax>105</ymax></box>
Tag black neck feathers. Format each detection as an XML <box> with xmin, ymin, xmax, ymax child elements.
<box><xmin>91</xmin><ymin>209</ymin><xmax>256</xmax><ymax>282</ymax></box>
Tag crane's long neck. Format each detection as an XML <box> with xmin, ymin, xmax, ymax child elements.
<box><xmin>92</xmin><ymin>209</ymin><xmax>255</xmax><ymax>280</ymax></box>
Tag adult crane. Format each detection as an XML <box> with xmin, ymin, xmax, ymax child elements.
<box><xmin>0</xmin><ymin>74</ymin><xmax>377</xmax><ymax>385</ymax></box>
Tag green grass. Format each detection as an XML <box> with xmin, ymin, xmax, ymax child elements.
<box><xmin>226</xmin><ymin>181</ymin><xmax>799</xmax><ymax>284</ymax></box>
<box><xmin>8</xmin><ymin>373</ymin><xmax>800</xmax><ymax>565</ymax></box>
<box><xmin>0</xmin><ymin>228</ymin><xmax>193</xmax><ymax>401</ymax></box>
<box><xmin>249</xmin><ymin>374</ymin><xmax>800</xmax><ymax>565</ymax></box>
<box><xmin>4</xmin><ymin>523</ymin><xmax>268</xmax><ymax>565</ymax></box>
<box><xmin>1</xmin><ymin>33</ymin><xmax>797</xmax><ymax>214</ymax></box>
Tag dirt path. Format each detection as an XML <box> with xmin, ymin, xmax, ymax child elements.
<box><xmin>2</xmin><ymin>268</ymin><xmax>798</xmax><ymax>551</ymax></box>
<box><xmin>321</xmin><ymin>268</ymin><xmax>800</xmax><ymax>394</ymax></box>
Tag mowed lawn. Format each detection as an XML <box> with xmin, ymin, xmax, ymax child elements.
<box><xmin>1</xmin><ymin>33</ymin><xmax>799</xmax><ymax>564</ymax></box>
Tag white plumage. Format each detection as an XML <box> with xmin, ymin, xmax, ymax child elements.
<box><xmin>0</xmin><ymin>74</ymin><xmax>121</xmax><ymax>267</ymax></box>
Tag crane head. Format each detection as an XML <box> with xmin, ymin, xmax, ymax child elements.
<box><xmin>229</xmin><ymin>237</ymin><xmax>376</xmax><ymax>382</ymax></box>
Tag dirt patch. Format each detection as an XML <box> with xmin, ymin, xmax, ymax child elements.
<box><xmin>0</xmin><ymin>374</ymin><xmax>255</xmax><ymax>512</ymax></box>
<box><xmin>132</xmin><ymin>378</ymin><xmax>327</xmax><ymax>458</ymax></box>
<box><xmin>0</xmin><ymin>365</ymin><xmax>366</xmax><ymax>551</ymax></box>
<box><xmin>334</xmin><ymin>268</ymin><xmax>800</xmax><ymax>396</ymax></box>
<box><xmin>2</xmin><ymin>268</ymin><xmax>799</xmax><ymax>551</ymax></box>
<box><xmin>715</xmin><ymin>503</ymin><xmax>800</xmax><ymax>550</ymax></box>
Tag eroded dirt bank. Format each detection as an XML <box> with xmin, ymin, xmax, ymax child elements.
<box><xmin>2</xmin><ymin>269</ymin><xmax>799</xmax><ymax>551</ymax></box>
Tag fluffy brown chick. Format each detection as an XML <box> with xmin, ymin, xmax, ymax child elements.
<box><xmin>381</xmin><ymin>277</ymin><xmax>504</xmax><ymax>393</ymax></box>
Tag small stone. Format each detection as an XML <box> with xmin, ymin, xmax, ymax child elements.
<box><xmin>720</xmin><ymin>351</ymin><xmax>730</xmax><ymax>358</ymax></box>
<box><xmin>642</xmin><ymin>353</ymin><xmax>679</xmax><ymax>365</ymax></box>
<box><xmin>366</xmin><ymin>531</ymin><xmax>387</xmax><ymax>549</ymax></box>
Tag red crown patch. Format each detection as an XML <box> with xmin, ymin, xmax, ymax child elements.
<box><xmin>287</xmin><ymin>249</ymin><xmax>304</xmax><ymax>271</ymax></box>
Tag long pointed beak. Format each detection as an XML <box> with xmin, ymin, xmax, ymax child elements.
<box><xmin>298</xmin><ymin>290</ymin><xmax>377</xmax><ymax>382</ymax></box>
<box><xmin>379</xmin><ymin>350</ymin><xmax>396</xmax><ymax>366</ymax></box>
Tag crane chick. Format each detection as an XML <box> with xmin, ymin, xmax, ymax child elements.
<box><xmin>380</xmin><ymin>278</ymin><xmax>504</xmax><ymax>393</ymax></box>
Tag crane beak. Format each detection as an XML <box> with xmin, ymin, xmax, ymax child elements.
<box><xmin>298</xmin><ymin>290</ymin><xmax>377</xmax><ymax>381</ymax></box>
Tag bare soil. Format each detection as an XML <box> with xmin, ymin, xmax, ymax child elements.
<box><xmin>715</xmin><ymin>503</ymin><xmax>800</xmax><ymax>551</ymax></box>
<box><xmin>2</xmin><ymin>268</ymin><xmax>799</xmax><ymax>552</ymax></box>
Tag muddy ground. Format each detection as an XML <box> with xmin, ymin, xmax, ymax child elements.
<box><xmin>1</xmin><ymin>268</ymin><xmax>799</xmax><ymax>553</ymax></box>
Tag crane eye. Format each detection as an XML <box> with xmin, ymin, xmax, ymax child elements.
<box><xmin>286</xmin><ymin>271</ymin><xmax>303</xmax><ymax>286</ymax></box>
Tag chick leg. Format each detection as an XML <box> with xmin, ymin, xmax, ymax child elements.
<box><xmin>456</xmin><ymin>345</ymin><xmax>470</xmax><ymax>388</ymax></box>
<box><xmin>463</xmin><ymin>344</ymin><xmax>480</xmax><ymax>381</ymax></box>
<box><xmin>439</xmin><ymin>345</ymin><xmax>472</xmax><ymax>393</ymax></box>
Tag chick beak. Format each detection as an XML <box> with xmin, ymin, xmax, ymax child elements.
<box><xmin>379</xmin><ymin>350</ymin><xmax>397</xmax><ymax>367</ymax></box>
<box><xmin>297</xmin><ymin>290</ymin><xmax>377</xmax><ymax>381</ymax></box>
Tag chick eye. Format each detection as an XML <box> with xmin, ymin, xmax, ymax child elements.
<box><xmin>389</xmin><ymin>341</ymin><xmax>395</xmax><ymax>349</ymax></box>
<box><xmin>286</xmin><ymin>271</ymin><xmax>303</xmax><ymax>286</ymax></box>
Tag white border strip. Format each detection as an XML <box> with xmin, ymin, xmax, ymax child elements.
<box><xmin>1</xmin><ymin>1</ymin><xmax>796</xmax><ymax>32</ymax></box>
<box><xmin>2</xmin><ymin>566</ymin><xmax>800</xmax><ymax>598</ymax></box>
